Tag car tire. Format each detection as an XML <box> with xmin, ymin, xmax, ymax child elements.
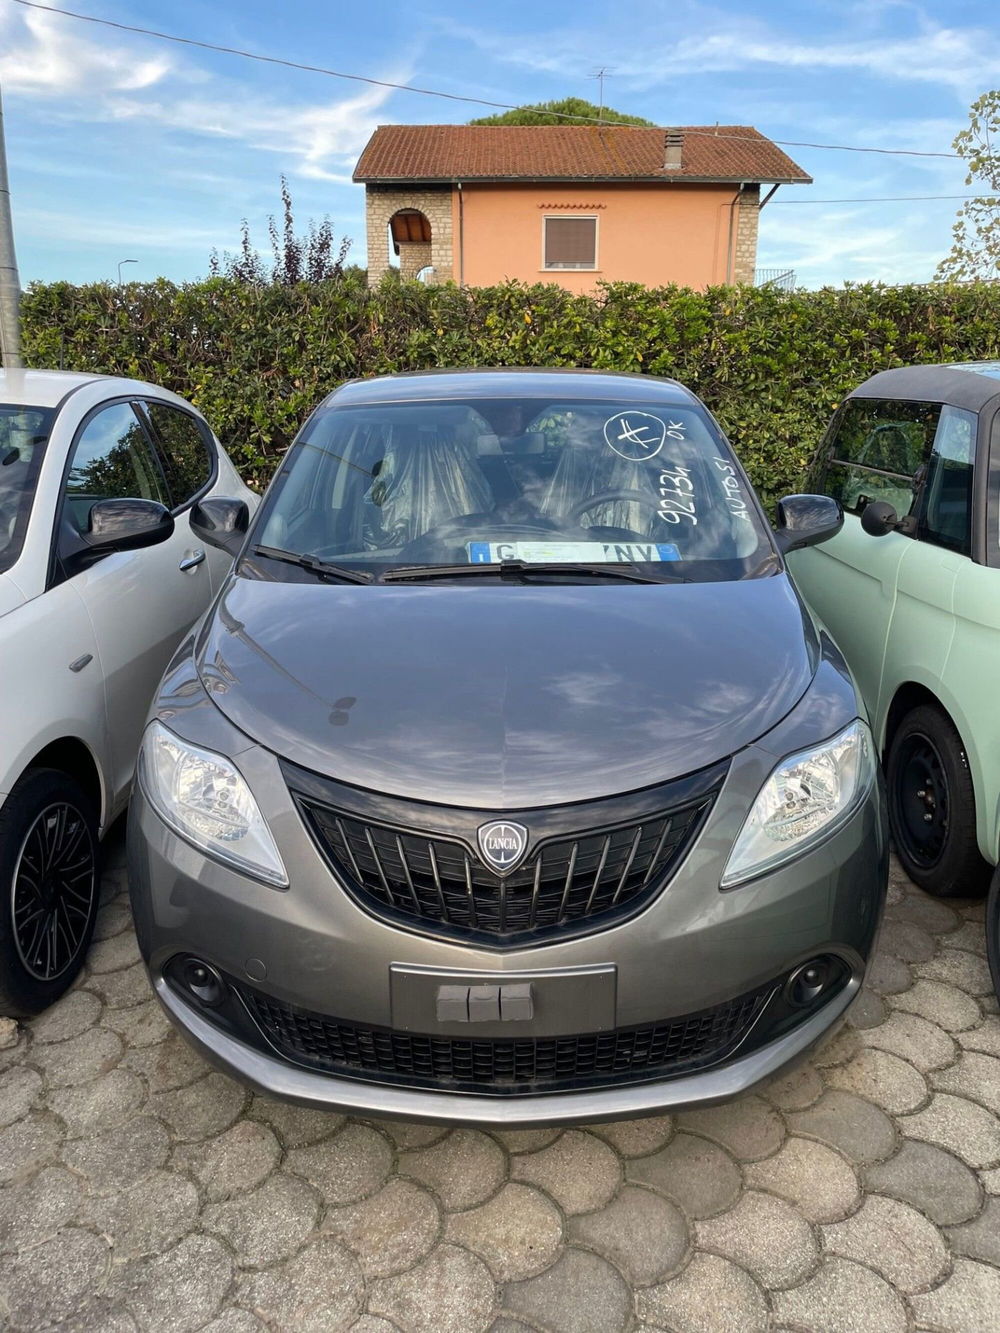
<box><xmin>887</xmin><ymin>704</ymin><xmax>990</xmax><ymax>898</ymax></box>
<box><xmin>987</xmin><ymin>868</ymin><xmax>1000</xmax><ymax>1003</ymax></box>
<box><xmin>0</xmin><ymin>768</ymin><xmax>100</xmax><ymax>1017</ymax></box>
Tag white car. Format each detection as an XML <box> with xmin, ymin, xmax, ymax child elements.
<box><xmin>0</xmin><ymin>369</ymin><xmax>255</xmax><ymax>1015</ymax></box>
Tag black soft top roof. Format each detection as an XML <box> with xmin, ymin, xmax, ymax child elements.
<box><xmin>850</xmin><ymin>363</ymin><xmax>1000</xmax><ymax>414</ymax></box>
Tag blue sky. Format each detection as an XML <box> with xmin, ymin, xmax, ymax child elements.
<box><xmin>1</xmin><ymin>0</ymin><xmax>997</xmax><ymax>287</ymax></box>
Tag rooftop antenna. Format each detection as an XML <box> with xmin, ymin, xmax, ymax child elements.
<box><xmin>588</xmin><ymin>67</ymin><xmax>615</xmax><ymax>122</ymax></box>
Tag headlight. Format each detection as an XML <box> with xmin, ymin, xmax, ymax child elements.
<box><xmin>721</xmin><ymin>719</ymin><xmax>876</xmax><ymax>887</ymax></box>
<box><xmin>138</xmin><ymin>720</ymin><xmax>288</xmax><ymax>887</ymax></box>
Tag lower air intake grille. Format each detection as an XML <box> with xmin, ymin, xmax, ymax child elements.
<box><xmin>237</xmin><ymin>982</ymin><xmax>774</xmax><ymax>1094</ymax></box>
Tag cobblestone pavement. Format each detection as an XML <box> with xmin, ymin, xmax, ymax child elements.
<box><xmin>2</xmin><ymin>834</ymin><xmax>1000</xmax><ymax>1332</ymax></box>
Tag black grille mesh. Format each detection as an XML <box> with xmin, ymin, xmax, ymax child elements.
<box><xmin>238</xmin><ymin>983</ymin><xmax>773</xmax><ymax>1094</ymax></box>
<box><xmin>297</xmin><ymin>798</ymin><xmax>712</xmax><ymax>943</ymax></box>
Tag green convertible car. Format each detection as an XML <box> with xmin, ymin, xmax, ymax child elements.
<box><xmin>789</xmin><ymin>361</ymin><xmax>1000</xmax><ymax>980</ymax></box>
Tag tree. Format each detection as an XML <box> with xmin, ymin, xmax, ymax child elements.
<box><xmin>470</xmin><ymin>98</ymin><xmax>653</xmax><ymax>127</ymax></box>
<box><xmin>936</xmin><ymin>90</ymin><xmax>1000</xmax><ymax>282</ymax></box>
<box><xmin>209</xmin><ymin>177</ymin><xmax>352</xmax><ymax>285</ymax></box>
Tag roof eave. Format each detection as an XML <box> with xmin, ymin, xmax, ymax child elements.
<box><xmin>356</xmin><ymin>173</ymin><xmax>813</xmax><ymax>186</ymax></box>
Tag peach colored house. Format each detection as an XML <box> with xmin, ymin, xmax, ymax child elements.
<box><xmin>354</xmin><ymin>124</ymin><xmax>811</xmax><ymax>290</ymax></box>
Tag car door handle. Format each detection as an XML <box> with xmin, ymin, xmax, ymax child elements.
<box><xmin>179</xmin><ymin>550</ymin><xmax>206</xmax><ymax>572</ymax></box>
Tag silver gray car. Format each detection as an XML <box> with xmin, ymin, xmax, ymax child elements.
<box><xmin>127</xmin><ymin>370</ymin><xmax>887</xmax><ymax>1125</ymax></box>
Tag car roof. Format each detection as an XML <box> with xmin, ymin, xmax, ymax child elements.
<box><xmin>0</xmin><ymin>368</ymin><xmax>114</xmax><ymax>408</ymax></box>
<box><xmin>326</xmin><ymin>368</ymin><xmax>702</xmax><ymax>408</ymax></box>
<box><xmin>849</xmin><ymin>363</ymin><xmax>1000</xmax><ymax>414</ymax></box>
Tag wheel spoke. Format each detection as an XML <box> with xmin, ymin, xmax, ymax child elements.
<box><xmin>12</xmin><ymin>800</ymin><xmax>96</xmax><ymax>982</ymax></box>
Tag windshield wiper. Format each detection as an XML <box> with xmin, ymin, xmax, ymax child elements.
<box><xmin>381</xmin><ymin>560</ymin><xmax>678</xmax><ymax>585</ymax></box>
<box><xmin>251</xmin><ymin>545</ymin><xmax>375</xmax><ymax>585</ymax></box>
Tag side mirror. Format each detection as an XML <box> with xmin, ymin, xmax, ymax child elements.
<box><xmin>860</xmin><ymin>499</ymin><xmax>900</xmax><ymax>538</ymax></box>
<box><xmin>191</xmin><ymin>497</ymin><xmax>250</xmax><ymax>555</ymax></box>
<box><xmin>83</xmin><ymin>498</ymin><xmax>174</xmax><ymax>554</ymax></box>
<box><xmin>773</xmin><ymin>493</ymin><xmax>844</xmax><ymax>554</ymax></box>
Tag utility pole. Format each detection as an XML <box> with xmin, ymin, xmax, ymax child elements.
<box><xmin>0</xmin><ymin>79</ymin><xmax>23</xmax><ymax>370</ymax></box>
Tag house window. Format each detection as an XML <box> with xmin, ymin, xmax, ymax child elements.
<box><xmin>543</xmin><ymin>216</ymin><xmax>597</xmax><ymax>270</ymax></box>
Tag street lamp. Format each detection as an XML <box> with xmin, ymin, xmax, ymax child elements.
<box><xmin>117</xmin><ymin>258</ymin><xmax>137</xmax><ymax>285</ymax></box>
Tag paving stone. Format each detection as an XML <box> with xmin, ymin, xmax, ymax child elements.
<box><xmin>86</xmin><ymin>960</ymin><xmax>153</xmax><ymax>1009</ymax></box>
<box><xmin>203</xmin><ymin>1170</ymin><xmax>321</xmax><ymax>1268</ymax></box>
<box><xmin>786</xmin><ymin>1089</ymin><xmax>896</xmax><ymax>1165</ymax></box>
<box><xmin>488</xmin><ymin>1127</ymin><xmax>561</xmax><ymax>1154</ymax></box>
<box><xmin>636</xmin><ymin>1252</ymin><xmax>769</xmax><ymax>1333</ymax></box>
<box><xmin>236</xmin><ymin>1237</ymin><xmax>363</xmax><ymax>1332</ymax></box>
<box><xmin>0</xmin><ymin>1111</ymin><xmax>64</xmax><ymax>1184</ymax></box>
<box><xmin>504</xmin><ymin>1247</ymin><xmax>629</xmax><ymax>1333</ymax></box>
<box><xmin>760</xmin><ymin>1063</ymin><xmax>824</xmax><ymax>1111</ymax></box>
<box><xmin>932</xmin><ymin>1051</ymin><xmax>1000</xmax><ymax>1112</ymax></box>
<box><xmin>123</xmin><ymin>1029</ymin><xmax>209</xmax><ymax>1091</ymax></box>
<box><xmin>173</xmin><ymin>1119</ymin><xmax>280</xmax><ymax>1202</ymax></box>
<box><xmin>29</xmin><ymin>988</ymin><xmax>103</xmax><ymax>1043</ymax></box>
<box><xmin>249</xmin><ymin>1094</ymin><xmax>345</xmax><ymax>1146</ymax></box>
<box><xmin>916</xmin><ymin>948</ymin><xmax>995</xmax><ymax>996</ymax></box>
<box><xmin>445</xmin><ymin>1182</ymin><xmax>560</xmax><ymax>1281</ymax></box>
<box><xmin>857</xmin><ymin>1008</ymin><xmax>957</xmax><ymax>1072</ymax></box>
<box><xmin>0</xmin><ymin>1065</ymin><xmax>42</xmax><ymax>1128</ymax></box>
<box><xmin>777</xmin><ymin>1261</ymin><xmax>910</xmax><ymax>1333</ymax></box>
<box><xmin>911</xmin><ymin>1258</ymin><xmax>1000</xmax><ymax>1333</ymax></box>
<box><xmin>86</xmin><ymin>928</ymin><xmax>142</xmax><ymax>973</ymax></box>
<box><xmin>889</xmin><ymin>892</ymin><xmax>961</xmax><ymax>934</ymax></box>
<box><xmin>349</xmin><ymin>1320</ymin><xmax>397</xmax><ymax>1333</ymax></box>
<box><xmin>0</xmin><ymin>1165</ymin><xmax>83</xmax><ymax>1252</ymax></box>
<box><xmin>510</xmin><ymin>1129</ymin><xmax>620</xmax><ymax>1215</ymax></box>
<box><xmin>813</xmin><ymin>1023</ymin><xmax>862</xmax><ymax>1067</ymax></box>
<box><xmin>897</xmin><ymin>1092</ymin><xmax>1000</xmax><ymax>1169</ymax></box>
<box><xmin>822</xmin><ymin>1194</ymin><xmax>948</xmax><ymax>1293</ymax></box>
<box><xmin>958</xmin><ymin>1016</ymin><xmax>1000</xmax><ymax>1056</ymax></box>
<box><xmin>864</xmin><ymin>1138</ymin><xmax>983</xmax><ymax>1224</ymax></box>
<box><xmin>287</xmin><ymin>1122</ymin><xmax>393</xmax><ymax>1206</ymax></box>
<box><xmin>942</xmin><ymin>919</ymin><xmax>991</xmax><ymax>952</ymax></box>
<box><xmin>369</xmin><ymin>1243</ymin><xmax>496</xmax><ymax>1333</ymax></box>
<box><xmin>149</xmin><ymin>1071</ymin><xmax>246</xmax><ymax>1141</ymax></box>
<box><xmin>488</xmin><ymin>1321</ymin><xmax>535</xmax><ymax>1333</ymax></box>
<box><xmin>56</xmin><ymin>1298</ymin><xmax>138</xmax><ymax>1332</ymax></box>
<box><xmin>847</xmin><ymin>988</ymin><xmax>885</xmax><ymax>1029</ymax></box>
<box><xmin>92</xmin><ymin>897</ymin><xmax>134</xmax><ymax>941</ymax></box>
<box><xmin>30</xmin><ymin>1025</ymin><xmax>123</xmax><ymax>1087</ymax></box>
<box><xmin>374</xmin><ymin>1118</ymin><xmax>450</xmax><ymax>1149</ymax></box>
<box><xmin>568</xmin><ymin>1184</ymin><xmax>688</xmax><ymax>1285</ymax></box>
<box><xmin>695</xmin><ymin>1189</ymin><xmax>819</xmax><ymax>1289</ymax></box>
<box><xmin>80</xmin><ymin>1169</ymin><xmax>200</xmax><ymax>1261</ymax></box>
<box><xmin>959</xmin><ymin>898</ymin><xmax>987</xmax><ymax>923</ymax></box>
<box><xmin>979</xmin><ymin>1164</ymin><xmax>1000</xmax><ymax>1194</ymax></box>
<box><xmin>889</xmin><ymin>977</ymin><xmax>981</xmax><ymax>1031</ymax></box>
<box><xmin>626</xmin><ymin>1131</ymin><xmax>741</xmax><ymax>1219</ymax></box>
<box><xmin>947</xmin><ymin>1196</ymin><xmax>1000</xmax><ymax>1265</ymax></box>
<box><xmin>109</xmin><ymin>1233</ymin><xmax>234</xmax><ymax>1333</ymax></box>
<box><xmin>326</xmin><ymin>1178</ymin><xmax>441</xmax><ymax>1277</ymax></box>
<box><xmin>399</xmin><ymin>1128</ymin><xmax>507</xmax><ymax>1212</ymax></box>
<box><xmin>676</xmin><ymin>1094</ymin><xmax>784</xmax><ymax>1161</ymax></box>
<box><xmin>200</xmin><ymin>1312</ymin><xmax>268</xmax><ymax>1333</ymax></box>
<box><xmin>0</xmin><ymin>1015</ymin><xmax>19</xmax><ymax>1049</ymax></box>
<box><xmin>878</xmin><ymin>918</ymin><xmax>936</xmax><ymax>962</ymax></box>
<box><xmin>0</xmin><ymin>1226</ymin><xmax>110</xmax><ymax>1329</ymax></box>
<box><xmin>61</xmin><ymin>1115</ymin><xmax>170</xmax><ymax>1193</ymax></box>
<box><xmin>47</xmin><ymin>1068</ymin><xmax>146</xmax><ymax>1137</ymax></box>
<box><xmin>102</xmin><ymin>999</ymin><xmax>172</xmax><ymax>1048</ymax></box>
<box><xmin>865</xmin><ymin>952</ymin><xmax>913</xmax><ymax>996</ymax></box>
<box><xmin>587</xmin><ymin>1116</ymin><xmax>674</xmax><ymax>1157</ymax></box>
<box><xmin>824</xmin><ymin>1047</ymin><xmax>930</xmax><ymax>1114</ymax></box>
<box><xmin>744</xmin><ymin>1135</ymin><xmax>860</xmax><ymax>1222</ymax></box>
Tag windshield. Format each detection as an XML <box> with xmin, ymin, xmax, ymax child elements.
<box><xmin>251</xmin><ymin>396</ymin><xmax>776</xmax><ymax>582</ymax></box>
<box><xmin>0</xmin><ymin>404</ymin><xmax>53</xmax><ymax>575</ymax></box>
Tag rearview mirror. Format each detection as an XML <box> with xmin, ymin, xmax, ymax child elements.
<box><xmin>83</xmin><ymin>498</ymin><xmax>174</xmax><ymax>554</ymax></box>
<box><xmin>773</xmin><ymin>494</ymin><xmax>843</xmax><ymax>554</ymax></box>
<box><xmin>191</xmin><ymin>497</ymin><xmax>250</xmax><ymax>555</ymax></box>
<box><xmin>860</xmin><ymin>499</ymin><xmax>900</xmax><ymax>538</ymax></box>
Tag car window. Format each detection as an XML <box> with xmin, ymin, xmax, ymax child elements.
<box><xmin>63</xmin><ymin>402</ymin><xmax>169</xmax><ymax>535</ymax></box>
<box><xmin>0</xmin><ymin>403</ymin><xmax>53</xmax><ymax>574</ymax></box>
<box><xmin>916</xmin><ymin>405</ymin><xmax>976</xmax><ymax>555</ymax></box>
<box><xmin>142</xmin><ymin>401</ymin><xmax>214</xmax><ymax>509</ymax></box>
<box><xmin>818</xmin><ymin>398</ymin><xmax>940</xmax><ymax>517</ymax></box>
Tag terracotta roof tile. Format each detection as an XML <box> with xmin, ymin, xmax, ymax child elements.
<box><xmin>354</xmin><ymin>124</ymin><xmax>811</xmax><ymax>185</ymax></box>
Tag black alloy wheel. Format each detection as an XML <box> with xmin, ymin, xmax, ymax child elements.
<box><xmin>887</xmin><ymin>703</ymin><xmax>990</xmax><ymax>899</ymax></box>
<box><xmin>0</xmin><ymin>769</ymin><xmax>100</xmax><ymax>1016</ymax></box>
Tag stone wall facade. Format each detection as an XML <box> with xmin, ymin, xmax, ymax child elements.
<box><xmin>365</xmin><ymin>187</ymin><xmax>454</xmax><ymax>285</ymax></box>
<box><xmin>733</xmin><ymin>185</ymin><xmax>761</xmax><ymax>284</ymax></box>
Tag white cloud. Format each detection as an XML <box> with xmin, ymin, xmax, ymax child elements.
<box><xmin>0</xmin><ymin>9</ymin><xmax>172</xmax><ymax>95</ymax></box>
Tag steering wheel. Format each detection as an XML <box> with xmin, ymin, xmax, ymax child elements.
<box><xmin>567</xmin><ymin>489</ymin><xmax>659</xmax><ymax>526</ymax></box>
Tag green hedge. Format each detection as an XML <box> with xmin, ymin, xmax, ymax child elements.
<box><xmin>21</xmin><ymin>274</ymin><xmax>1000</xmax><ymax>508</ymax></box>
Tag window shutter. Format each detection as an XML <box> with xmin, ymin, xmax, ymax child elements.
<box><xmin>544</xmin><ymin>217</ymin><xmax>597</xmax><ymax>268</ymax></box>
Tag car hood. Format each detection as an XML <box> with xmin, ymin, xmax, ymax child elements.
<box><xmin>197</xmin><ymin>572</ymin><xmax>817</xmax><ymax>809</ymax></box>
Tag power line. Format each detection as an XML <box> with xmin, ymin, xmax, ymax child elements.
<box><xmin>10</xmin><ymin>0</ymin><xmax>962</xmax><ymax>161</ymax></box>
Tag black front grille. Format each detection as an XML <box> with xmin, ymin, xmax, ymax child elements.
<box><xmin>296</xmin><ymin>795</ymin><xmax>713</xmax><ymax>945</ymax></box>
<box><xmin>237</xmin><ymin>982</ymin><xmax>774</xmax><ymax>1094</ymax></box>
